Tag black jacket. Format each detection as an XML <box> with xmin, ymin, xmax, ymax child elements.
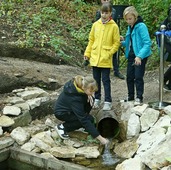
<box><xmin>158</xmin><ymin>17</ymin><xmax>171</xmax><ymax>56</ymax></box>
<box><xmin>54</xmin><ymin>79</ymin><xmax>100</xmax><ymax>138</ymax></box>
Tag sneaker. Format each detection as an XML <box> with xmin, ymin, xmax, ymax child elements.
<box><xmin>103</xmin><ymin>102</ymin><xmax>112</xmax><ymax>111</ymax></box>
<box><xmin>93</xmin><ymin>99</ymin><xmax>101</xmax><ymax>109</ymax></box>
<box><xmin>120</xmin><ymin>97</ymin><xmax>134</xmax><ymax>102</ymax></box>
<box><xmin>54</xmin><ymin>124</ymin><xmax>69</xmax><ymax>140</ymax></box>
<box><xmin>163</xmin><ymin>84</ymin><xmax>171</xmax><ymax>92</ymax></box>
<box><xmin>115</xmin><ymin>72</ymin><xmax>125</xmax><ymax>80</ymax></box>
<box><xmin>134</xmin><ymin>98</ymin><xmax>143</xmax><ymax>106</ymax></box>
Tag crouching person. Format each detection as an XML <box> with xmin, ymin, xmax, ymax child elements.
<box><xmin>54</xmin><ymin>75</ymin><xmax>109</xmax><ymax>145</ymax></box>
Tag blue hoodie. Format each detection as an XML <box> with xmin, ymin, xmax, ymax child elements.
<box><xmin>122</xmin><ymin>16</ymin><xmax>152</xmax><ymax>59</ymax></box>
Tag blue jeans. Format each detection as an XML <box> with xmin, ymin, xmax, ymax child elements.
<box><xmin>127</xmin><ymin>56</ymin><xmax>147</xmax><ymax>100</ymax></box>
<box><xmin>92</xmin><ymin>67</ymin><xmax>112</xmax><ymax>102</ymax></box>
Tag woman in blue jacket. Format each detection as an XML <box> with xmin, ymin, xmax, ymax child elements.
<box><xmin>121</xmin><ymin>6</ymin><xmax>152</xmax><ymax>105</ymax></box>
<box><xmin>54</xmin><ymin>75</ymin><xmax>109</xmax><ymax>145</ymax></box>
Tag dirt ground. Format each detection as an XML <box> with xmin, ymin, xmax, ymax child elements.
<box><xmin>0</xmin><ymin>56</ymin><xmax>170</xmax><ymax>110</ymax></box>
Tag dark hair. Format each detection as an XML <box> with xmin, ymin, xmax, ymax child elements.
<box><xmin>100</xmin><ymin>2</ymin><xmax>112</xmax><ymax>13</ymax></box>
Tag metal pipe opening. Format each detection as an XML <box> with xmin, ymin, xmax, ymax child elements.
<box><xmin>96</xmin><ymin>110</ymin><xmax>120</xmax><ymax>138</ymax></box>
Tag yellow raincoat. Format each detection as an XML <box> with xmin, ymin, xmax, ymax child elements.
<box><xmin>84</xmin><ymin>19</ymin><xmax>120</xmax><ymax>68</ymax></box>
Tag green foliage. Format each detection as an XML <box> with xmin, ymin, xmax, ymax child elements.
<box><xmin>85</xmin><ymin>135</ymin><xmax>100</xmax><ymax>144</ymax></box>
<box><xmin>146</xmin><ymin>39</ymin><xmax>160</xmax><ymax>70</ymax></box>
<box><xmin>114</xmin><ymin>0</ymin><xmax>170</xmax><ymax>37</ymax></box>
<box><xmin>166</xmin><ymin>157</ymin><xmax>171</xmax><ymax>162</ymax></box>
<box><xmin>71</xmin><ymin>24</ymin><xmax>92</xmax><ymax>48</ymax></box>
<box><xmin>48</xmin><ymin>36</ymin><xmax>62</xmax><ymax>51</ymax></box>
<box><xmin>0</xmin><ymin>0</ymin><xmax>23</xmax><ymax>16</ymax></box>
<box><xmin>0</xmin><ymin>0</ymin><xmax>97</xmax><ymax>64</ymax></box>
<box><xmin>136</xmin><ymin>0</ymin><xmax>170</xmax><ymax>36</ymax></box>
<box><xmin>73</xmin><ymin>0</ymin><xmax>86</xmax><ymax>5</ymax></box>
<box><xmin>13</xmin><ymin>6</ymin><xmax>66</xmax><ymax>52</ymax></box>
<box><xmin>0</xmin><ymin>0</ymin><xmax>170</xmax><ymax>67</ymax></box>
<box><xmin>115</xmin><ymin>0</ymin><xmax>171</xmax><ymax>70</ymax></box>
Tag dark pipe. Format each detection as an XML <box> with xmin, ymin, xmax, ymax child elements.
<box><xmin>96</xmin><ymin>110</ymin><xmax>120</xmax><ymax>138</ymax></box>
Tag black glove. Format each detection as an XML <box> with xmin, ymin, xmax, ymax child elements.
<box><xmin>82</xmin><ymin>60</ymin><xmax>90</xmax><ymax>66</ymax></box>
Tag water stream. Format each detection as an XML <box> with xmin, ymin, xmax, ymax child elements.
<box><xmin>102</xmin><ymin>139</ymin><xmax>120</xmax><ymax>166</ymax></box>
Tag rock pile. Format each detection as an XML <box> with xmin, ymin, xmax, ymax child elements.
<box><xmin>0</xmin><ymin>86</ymin><xmax>171</xmax><ymax>170</ymax></box>
<box><xmin>0</xmin><ymin>86</ymin><xmax>101</xmax><ymax>163</ymax></box>
<box><xmin>115</xmin><ymin>102</ymin><xmax>171</xmax><ymax>170</ymax></box>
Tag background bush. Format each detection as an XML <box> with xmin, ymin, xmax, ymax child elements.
<box><xmin>0</xmin><ymin>0</ymin><xmax>170</xmax><ymax>69</ymax></box>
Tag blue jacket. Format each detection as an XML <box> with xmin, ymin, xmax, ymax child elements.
<box><xmin>122</xmin><ymin>17</ymin><xmax>152</xmax><ymax>59</ymax></box>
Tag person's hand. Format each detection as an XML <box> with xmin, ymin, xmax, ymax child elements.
<box><xmin>134</xmin><ymin>57</ymin><xmax>141</xmax><ymax>65</ymax></box>
<box><xmin>84</xmin><ymin>56</ymin><xmax>88</xmax><ymax>60</ymax></box>
<box><xmin>120</xmin><ymin>36</ymin><xmax>124</xmax><ymax>41</ymax></box>
<box><xmin>96</xmin><ymin>135</ymin><xmax>109</xmax><ymax>145</ymax></box>
<box><xmin>101</xmin><ymin>137</ymin><xmax>109</xmax><ymax>145</ymax></box>
<box><xmin>88</xmin><ymin>95</ymin><xmax>94</xmax><ymax>106</ymax></box>
<box><xmin>83</xmin><ymin>56</ymin><xmax>90</xmax><ymax>66</ymax></box>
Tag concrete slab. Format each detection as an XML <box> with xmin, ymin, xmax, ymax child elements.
<box><xmin>10</xmin><ymin>147</ymin><xmax>90</xmax><ymax>170</ymax></box>
<box><xmin>0</xmin><ymin>148</ymin><xmax>10</xmax><ymax>162</ymax></box>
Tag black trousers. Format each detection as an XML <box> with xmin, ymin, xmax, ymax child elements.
<box><xmin>54</xmin><ymin>112</ymin><xmax>94</xmax><ymax>133</ymax></box>
<box><xmin>92</xmin><ymin>67</ymin><xmax>112</xmax><ymax>102</ymax></box>
<box><xmin>113</xmin><ymin>52</ymin><xmax>119</xmax><ymax>75</ymax></box>
<box><xmin>127</xmin><ymin>55</ymin><xmax>147</xmax><ymax>100</ymax></box>
<box><xmin>164</xmin><ymin>66</ymin><xmax>171</xmax><ymax>88</ymax></box>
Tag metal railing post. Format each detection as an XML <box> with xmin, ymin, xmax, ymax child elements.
<box><xmin>158</xmin><ymin>25</ymin><xmax>166</xmax><ymax>108</ymax></box>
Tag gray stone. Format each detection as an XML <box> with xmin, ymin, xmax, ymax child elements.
<box><xmin>50</xmin><ymin>146</ymin><xmax>76</xmax><ymax>158</ymax></box>
<box><xmin>10</xmin><ymin>127</ymin><xmax>31</xmax><ymax>145</ymax></box>
<box><xmin>0</xmin><ymin>136</ymin><xmax>15</xmax><ymax>150</ymax></box>
<box><xmin>3</xmin><ymin>105</ymin><xmax>21</xmax><ymax>116</ymax></box>
<box><xmin>114</xmin><ymin>138</ymin><xmax>139</xmax><ymax>159</ymax></box>
<box><xmin>0</xmin><ymin>115</ymin><xmax>15</xmax><ymax>127</ymax></box>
